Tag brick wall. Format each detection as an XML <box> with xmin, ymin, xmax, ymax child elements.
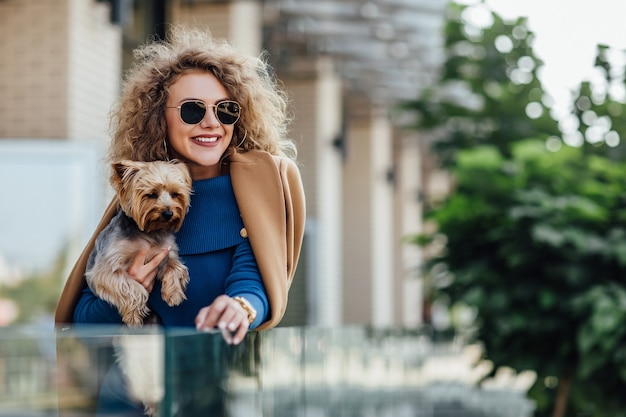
<box><xmin>67</xmin><ymin>0</ymin><xmax>122</xmax><ymax>141</ymax></box>
<box><xmin>0</xmin><ymin>0</ymin><xmax>70</xmax><ymax>138</ymax></box>
<box><xmin>0</xmin><ymin>0</ymin><xmax>121</xmax><ymax>141</ymax></box>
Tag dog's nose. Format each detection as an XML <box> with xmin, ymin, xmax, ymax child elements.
<box><xmin>161</xmin><ymin>210</ymin><xmax>173</xmax><ymax>221</ymax></box>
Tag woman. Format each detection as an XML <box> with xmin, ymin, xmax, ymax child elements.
<box><xmin>55</xmin><ymin>26</ymin><xmax>306</xmax><ymax>346</ymax></box>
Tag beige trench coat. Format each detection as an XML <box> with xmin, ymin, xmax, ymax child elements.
<box><xmin>54</xmin><ymin>150</ymin><xmax>306</xmax><ymax>331</ymax></box>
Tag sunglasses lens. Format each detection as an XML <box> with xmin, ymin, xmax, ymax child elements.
<box><xmin>180</xmin><ymin>101</ymin><xmax>206</xmax><ymax>124</ymax></box>
<box><xmin>216</xmin><ymin>101</ymin><xmax>240</xmax><ymax>125</ymax></box>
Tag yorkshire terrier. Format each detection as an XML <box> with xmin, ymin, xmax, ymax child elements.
<box><xmin>85</xmin><ymin>159</ymin><xmax>192</xmax><ymax>327</ymax></box>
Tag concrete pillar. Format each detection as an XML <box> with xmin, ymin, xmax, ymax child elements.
<box><xmin>281</xmin><ymin>57</ymin><xmax>344</xmax><ymax>326</ymax></box>
<box><xmin>393</xmin><ymin>132</ymin><xmax>424</xmax><ymax>327</ymax></box>
<box><xmin>171</xmin><ymin>0</ymin><xmax>262</xmax><ymax>55</ymax></box>
<box><xmin>343</xmin><ymin>103</ymin><xmax>395</xmax><ymax>326</ymax></box>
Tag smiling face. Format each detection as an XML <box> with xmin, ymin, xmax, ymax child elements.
<box><xmin>165</xmin><ymin>71</ymin><xmax>235</xmax><ymax>180</ymax></box>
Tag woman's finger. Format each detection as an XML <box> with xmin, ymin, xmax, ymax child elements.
<box><xmin>195</xmin><ymin>306</ymin><xmax>211</xmax><ymax>329</ymax></box>
<box><xmin>145</xmin><ymin>246</ymin><xmax>170</xmax><ymax>269</ymax></box>
<box><xmin>127</xmin><ymin>247</ymin><xmax>169</xmax><ymax>291</ymax></box>
<box><xmin>127</xmin><ymin>247</ymin><xmax>150</xmax><ymax>279</ymax></box>
<box><xmin>194</xmin><ymin>296</ymin><xmax>250</xmax><ymax>345</ymax></box>
<box><xmin>230</xmin><ymin>323</ymin><xmax>249</xmax><ymax>345</ymax></box>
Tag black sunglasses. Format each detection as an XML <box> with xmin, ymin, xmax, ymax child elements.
<box><xmin>167</xmin><ymin>100</ymin><xmax>241</xmax><ymax>125</ymax></box>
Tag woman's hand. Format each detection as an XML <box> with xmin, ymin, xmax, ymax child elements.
<box><xmin>195</xmin><ymin>295</ymin><xmax>251</xmax><ymax>345</ymax></box>
<box><xmin>127</xmin><ymin>246</ymin><xmax>170</xmax><ymax>293</ymax></box>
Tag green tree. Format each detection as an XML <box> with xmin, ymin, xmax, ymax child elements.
<box><xmin>403</xmin><ymin>2</ymin><xmax>560</xmax><ymax>167</ymax></box>
<box><xmin>0</xmin><ymin>243</ymin><xmax>69</xmax><ymax>324</ymax></box>
<box><xmin>419</xmin><ymin>141</ymin><xmax>626</xmax><ymax>417</ymax></box>
<box><xmin>405</xmin><ymin>3</ymin><xmax>626</xmax><ymax>416</ymax></box>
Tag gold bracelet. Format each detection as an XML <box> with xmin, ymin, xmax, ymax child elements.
<box><xmin>233</xmin><ymin>296</ymin><xmax>257</xmax><ymax>325</ymax></box>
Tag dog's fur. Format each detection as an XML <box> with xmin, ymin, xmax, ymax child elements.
<box><xmin>85</xmin><ymin>159</ymin><xmax>192</xmax><ymax>327</ymax></box>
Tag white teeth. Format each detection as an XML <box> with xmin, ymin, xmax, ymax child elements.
<box><xmin>194</xmin><ymin>137</ymin><xmax>218</xmax><ymax>143</ymax></box>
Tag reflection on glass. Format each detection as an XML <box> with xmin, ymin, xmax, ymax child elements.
<box><xmin>0</xmin><ymin>325</ymin><xmax>535</xmax><ymax>417</ymax></box>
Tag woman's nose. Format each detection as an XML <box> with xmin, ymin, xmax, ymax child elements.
<box><xmin>199</xmin><ymin>106</ymin><xmax>220</xmax><ymax>127</ymax></box>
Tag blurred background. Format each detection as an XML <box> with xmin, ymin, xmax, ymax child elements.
<box><xmin>1</xmin><ymin>0</ymin><xmax>626</xmax><ymax>415</ymax></box>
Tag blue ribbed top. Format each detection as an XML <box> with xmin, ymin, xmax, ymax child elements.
<box><xmin>175</xmin><ymin>175</ymin><xmax>246</xmax><ymax>254</ymax></box>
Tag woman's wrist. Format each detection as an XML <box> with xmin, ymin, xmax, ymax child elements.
<box><xmin>233</xmin><ymin>296</ymin><xmax>257</xmax><ymax>325</ymax></box>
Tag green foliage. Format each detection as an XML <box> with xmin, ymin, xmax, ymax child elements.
<box><xmin>405</xmin><ymin>2</ymin><xmax>626</xmax><ymax>415</ymax></box>
<box><xmin>0</xmin><ymin>244</ymin><xmax>69</xmax><ymax>324</ymax></box>
<box><xmin>1</xmin><ymin>273</ymin><xmax>61</xmax><ymax>324</ymax></box>
<box><xmin>419</xmin><ymin>140</ymin><xmax>626</xmax><ymax>413</ymax></box>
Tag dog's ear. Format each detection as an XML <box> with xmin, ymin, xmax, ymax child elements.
<box><xmin>111</xmin><ymin>160</ymin><xmax>141</xmax><ymax>190</ymax></box>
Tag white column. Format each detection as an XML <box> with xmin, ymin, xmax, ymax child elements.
<box><xmin>395</xmin><ymin>133</ymin><xmax>424</xmax><ymax>327</ymax></box>
<box><xmin>282</xmin><ymin>58</ymin><xmax>344</xmax><ymax>326</ymax></box>
<box><xmin>369</xmin><ymin>113</ymin><xmax>394</xmax><ymax>326</ymax></box>
<box><xmin>343</xmin><ymin>104</ymin><xmax>395</xmax><ymax>326</ymax></box>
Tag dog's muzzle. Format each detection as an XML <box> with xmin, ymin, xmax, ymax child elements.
<box><xmin>161</xmin><ymin>210</ymin><xmax>174</xmax><ymax>221</ymax></box>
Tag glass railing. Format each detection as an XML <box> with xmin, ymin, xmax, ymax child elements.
<box><xmin>0</xmin><ymin>325</ymin><xmax>535</xmax><ymax>417</ymax></box>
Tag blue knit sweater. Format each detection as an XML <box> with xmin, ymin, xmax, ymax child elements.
<box><xmin>73</xmin><ymin>175</ymin><xmax>269</xmax><ymax>329</ymax></box>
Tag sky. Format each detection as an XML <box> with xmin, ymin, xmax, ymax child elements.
<box><xmin>462</xmin><ymin>0</ymin><xmax>626</xmax><ymax>119</ymax></box>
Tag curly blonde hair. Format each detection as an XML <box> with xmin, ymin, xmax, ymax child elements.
<box><xmin>108</xmin><ymin>26</ymin><xmax>296</xmax><ymax>164</ymax></box>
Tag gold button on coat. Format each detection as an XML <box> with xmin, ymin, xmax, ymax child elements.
<box><xmin>240</xmin><ymin>227</ymin><xmax>248</xmax><ymax>238</ymax></box>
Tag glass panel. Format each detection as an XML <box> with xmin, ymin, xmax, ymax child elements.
<box><xmin>0</xmin><ymin>325</ymin><xmax>535</xmax><ymax>417</ymax></box>
<box><xmin>162</xmin><ymin>327</ymin><xmax>262</xmax><ymax>417</ymax></box>
<box><xmin>0</xmin><ymin>327</ymin><xmax>60</xmax><ymax>415</ymax></box>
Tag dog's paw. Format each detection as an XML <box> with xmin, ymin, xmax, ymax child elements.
<box><xmin>160</xmin><ymin>263</ymin><xmax>188</xmax><ymax>306</ymax></box>
<box><xmin>123</xmin><ymin>313</ymin><xmax>145</xmax><ymax>328</ymax></box>
<box><xmin>179</xmin><ymin>266</ymin><xmax>190</xmax><ymax>291</ymax></box>
<box><xmin>162</xmin><ymin>287</ymin><xmax>186</xmax><ymax>307</ymax></box>
<box><xmin>121</xmin><ymin>305</ymin><xmax>150</xmax><ymax>328</ymax></box>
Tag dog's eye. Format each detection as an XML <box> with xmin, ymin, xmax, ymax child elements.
<box><xmin>171</xmin><ymin>192</ymin><xmax>180</xmax><ymax>198</ymax></box>
<box><xmin>147</xmin><ymin>193</ymin><xmax>158</xmax><ymax>199</ymax></box>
